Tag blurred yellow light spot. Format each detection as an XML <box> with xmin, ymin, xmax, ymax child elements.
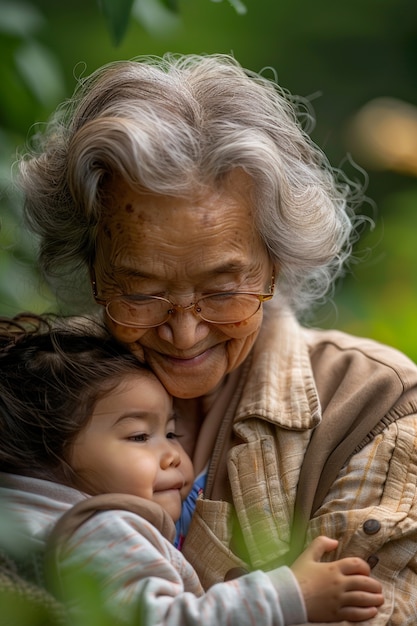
<box><xmin>347</xmin><ymin>97</ymin><xmax>417</xmax><ymax>176</ymax></box>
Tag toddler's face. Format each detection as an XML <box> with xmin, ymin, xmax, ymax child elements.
<box><xmin>69</xmin><ymin>372</ymin><xmax>194</xmax><ymax>522</ymax></box>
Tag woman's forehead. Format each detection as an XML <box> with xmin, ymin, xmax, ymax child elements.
<box><xmin>94</xmin><ymin>170</ymin><xmax>270</xmax><ymax>282</ymax></box>
<box><xmin>97</xmin><ymin>208</ymin><xmax>266</xmax><ymax>276</ymax></box>
<box><xmin>101</xmin><ymin>168</ymin><xmax>254</xmax><ymax>219</ymax></box>
<box><xmin>98</xmin><ymin>178</ymin><xmax>260</xmax><ymax>251</ymax></box>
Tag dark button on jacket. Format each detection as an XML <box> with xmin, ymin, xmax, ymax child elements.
<box><xmin>367</xmin><ymin>554</ymin><xmax>380</xmax><ymax>569</ymax></box>
<box><xmin>224</xmin><ymin>567</ymin><xmax>249</xmax><ymax>581</ymax></box>
<box><xmin>363</xmin><ymin>519</ymin><xmax>381</xmax><ymax>535</ymax></box>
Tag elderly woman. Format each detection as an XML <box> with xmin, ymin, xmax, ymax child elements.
<box><xmin>19</xmin><ymin>54</ymin><xmax>417</xmax><ymax>624</ymax></box>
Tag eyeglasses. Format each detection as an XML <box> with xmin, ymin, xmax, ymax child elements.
<box><xmin>92</xmin><ymin>273</ymin><xmax>275</xmax><ymax>329</ymax></box>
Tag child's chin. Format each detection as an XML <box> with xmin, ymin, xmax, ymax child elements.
<box><xmin>153</xmin><ymin>492</ymin><xmax>182</xmax><ymax>522</ymax></box>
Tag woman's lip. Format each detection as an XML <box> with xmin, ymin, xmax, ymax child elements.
<box><xmin>155</xmin><ymin>346</ymin><xmax>215</xmax><ymax>367</ymax></box>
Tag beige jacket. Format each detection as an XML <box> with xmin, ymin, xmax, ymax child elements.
<box><xmin>183</xmin><ymin>312</ymin><xmax>417</xmax><ymax>625</ymax></box>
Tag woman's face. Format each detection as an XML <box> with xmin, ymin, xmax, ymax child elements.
<box><xmin>93</xmin><ymin>171</ymin><xmax>273</xmax><ymax>399</ymax></box>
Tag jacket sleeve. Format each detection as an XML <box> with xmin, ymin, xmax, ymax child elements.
<box><xmin>56</xmin><ymin>509</ymin><xmax>307</xmax><ymax>626</ymax></box>
<box><xmin>306</xmin><ymin>414</ymin><xmax>417</xmax><ymax>626</ymax></box>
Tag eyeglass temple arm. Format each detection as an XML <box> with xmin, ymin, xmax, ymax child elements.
<box><xmin>90</xmin><ymin>267</ymin><xmax>106</xmax><ymax>304</ymax></box>
<box><xmin>269</xmin><ymin>269</ymin><xmax>276</xmax><ymax>295</ymax></box>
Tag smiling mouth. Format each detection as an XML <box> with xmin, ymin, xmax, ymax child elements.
<box><xmin>155</xmin><ymin>485</ymin><xmax>183</xmax><ymax>494</ymax></box>
<box><xmin>156</xmin><ymin>345</ymin><xmax>216</xmax><ymax>364</ymax></box>
<box><xmin>155</xmin><ymin>477</ymin><xmax>185</xmax><ymax>493</ymax></box>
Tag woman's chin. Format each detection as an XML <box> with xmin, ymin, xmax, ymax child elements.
<box><xmin>145</xmin><ymin>348</ymin><xmax>228</xmax><ymax>398</ymax></box>
<box><xmin>160</xmin><ymin>373</ymin><xmax>224</xmax><ymax>399</ymax></box>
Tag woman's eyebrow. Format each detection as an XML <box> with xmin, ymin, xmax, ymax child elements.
<box><xmin>110</xmin><ymin>266</ymin><xmax>151</xmax><ymax>280</ymax></box>
<box><xmin>111</xmin><ymin>262</ymin><xmax>247</xmax><ymax>280</ymax></box>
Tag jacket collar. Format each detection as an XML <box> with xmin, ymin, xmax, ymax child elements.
<box><xmin>235</xmin><ymin>311</ymin><xmax>322</xmax><ymax>430</ymax></box>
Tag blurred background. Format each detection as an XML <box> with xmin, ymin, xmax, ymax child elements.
<box><xmin>1</xmin><ymin>0</ymin><xmax>416</xmax><ymax>361</ymax></box>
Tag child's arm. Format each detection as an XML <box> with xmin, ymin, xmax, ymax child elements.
<box><xmin>290</xmin><ymin>536</ymin><xmax>384</xmax><ymax>623</ymax></box>
<box><xmin>59</xmin><ymin>509</ymin><xmax>307</xmax><ymax>626</ymax></box>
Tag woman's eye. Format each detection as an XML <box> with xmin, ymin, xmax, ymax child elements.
<box><xmin>205</xmin><ymin>292</ymin><xmax>235</xmax><ymax>301</ymax></box>
<box><xmin>128</xmin><ymin>433</ymin><xmax>149</xmax><ymax>442</ymax></box>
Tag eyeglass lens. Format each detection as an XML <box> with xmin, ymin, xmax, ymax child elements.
<box><xmin>106</xmin><ymin>293</ymin><xmax>263</xmax><ymax>327</ymax></box>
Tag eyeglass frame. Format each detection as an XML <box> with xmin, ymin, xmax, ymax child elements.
<box><xmin>91</xmin><ymin>269</ymin><xmax>275</xmax><ymax>329</ymax></box>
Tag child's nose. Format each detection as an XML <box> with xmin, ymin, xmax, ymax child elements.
<box><xmin>160</xmin><ymin>444</ymin><xmax>181</xmax><ymax>469</ymax></box>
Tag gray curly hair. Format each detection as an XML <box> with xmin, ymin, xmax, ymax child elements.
<box><xmin>18</xmin><ymin>53</ymin><xmax>365</xmax><ymax>317</ymax></box>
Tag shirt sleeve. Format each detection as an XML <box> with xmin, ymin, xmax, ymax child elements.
<box><xmin>57</xmin><ymin>509</ymin><xmax>306</xmax><ymax>626</ymax></box>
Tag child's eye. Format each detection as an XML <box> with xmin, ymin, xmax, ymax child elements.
<box><xmin>128</xmin><ymin>433</ymin><xmax>149</xmax><ymax>442</ymax></box>
<box><xmin>166</xmin><ymin>431</ymin><xmax>179</xmax><ymax>440</ymax></box>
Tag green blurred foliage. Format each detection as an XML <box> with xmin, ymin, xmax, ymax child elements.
<box><xmin>0</xmin><ymin>0</ymin><xmax>416</xmax><ymax>361</ymax></box>
<box><xmin>99</xmin><ymin>0</ymin><xmax>136</xmax><ymax>45</ymax></box>
<box><xmin>316</xmin><ymin>186</ymin><xmax>417</xmax><ymax>359</ymax></box>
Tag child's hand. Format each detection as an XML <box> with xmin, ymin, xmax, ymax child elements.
<box><xmin>290</xmin><ymin>536</ymin><xmax>384</xmax><ymax>623</ymax></box>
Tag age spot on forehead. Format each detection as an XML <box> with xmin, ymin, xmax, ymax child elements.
<box><xmin>234</xmin><ymin>230</ymin><xmax>243</xmax><ymax>243</ymax></box>
<box><xmin>200</xmin><ymin>206</ymin><xmax>219</xmax><ymax>228</ymax></box>
<box><xmin>135</xmin><ymin>212</ymin><xmax>147</xmax><ymax>226</ymax></box>
<box><xmin>201</xmin><ymin>211</ymin><xmax>211</xmax><ymax>226</ymax></box>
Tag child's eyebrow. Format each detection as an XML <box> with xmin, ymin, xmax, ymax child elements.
<box><xmin>165</xmin><ymin>410</ymin><xmax>177</xmax><ymax>426</ymax></box>
<box><xmin>112</xmin><ymin>412</ymin><xmax>152</xmax><ymax>426</ymax></box>
<box><xmin>168</xmin><ymin>410</ymin><xmax>184</xmax><ymax>427</ymax></box>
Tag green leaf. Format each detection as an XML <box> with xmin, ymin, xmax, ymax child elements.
<box><xmin>159</xmin><ymin>0</ymin><xmax>179</xmax><ymax>11</ymax></box>
<box><xmin>98</xmin><ymin>0</ymin><xmax>135</xmax><ymax>46</ymax></box>
<box><xmin>132</xmin><ymin>0</ymin><xmax>181</xmax><ymax>37</ymax></box>
<box><xmin>227</xmin><ymin>0</ymin><xmax>247</xmax><ymax>14</ymax></box>
<box><xmin>14</xmin><ymin>40</ymin><xmax>66</xmax><ymax>107</ymax></box>
<box><xmin>0</xmin><ymin>0</ymin><xmax>44</xmax><ymax>37</ymax></box>
<box><xmin>210</xmin><ymin>0</ymin><xmax>247</xmax><ymax>15</ymax></box>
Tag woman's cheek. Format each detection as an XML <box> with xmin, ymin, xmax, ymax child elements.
<box><xmin>213</xmin><ymin>309</ymin><xmax>263</xmax><ymax>339</ymax></box>
<box><xmin>105</xmin><ymin>316</ymin><xmax>147</xmax><ymax>361</ymax></box>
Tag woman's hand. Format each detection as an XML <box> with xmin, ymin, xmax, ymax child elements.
<box><xmin>290</xmin><ymin>536</ymin><xmax>384</xmax><ymax>623</ymax></box>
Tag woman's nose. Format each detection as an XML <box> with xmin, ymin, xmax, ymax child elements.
<box><xmin>156</xmin><ymin>308</ymin><xmax>210</xmax><ymax>349</ymax></box>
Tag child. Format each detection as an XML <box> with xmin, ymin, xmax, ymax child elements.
<box><xmin>0</xmin><ymin>314</ymin><xmax>383</xmax><ymax>625</ymax></box>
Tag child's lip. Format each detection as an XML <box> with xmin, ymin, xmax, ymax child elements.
<box><xmin>155</xmin><ymin>480</ymin><xmax>185</xmax><ymax>493</ymax></box>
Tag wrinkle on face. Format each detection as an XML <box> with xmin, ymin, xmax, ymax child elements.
<box><xmin>93</xmin><ymin>170</ymin><xmax>274</xmax><ymax>398</ymax></box>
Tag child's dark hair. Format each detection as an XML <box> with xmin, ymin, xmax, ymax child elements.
<box><xmin>0</xmin><ymin>313</ymin><xmax>151</xmax><ymax>485</ymax></box>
